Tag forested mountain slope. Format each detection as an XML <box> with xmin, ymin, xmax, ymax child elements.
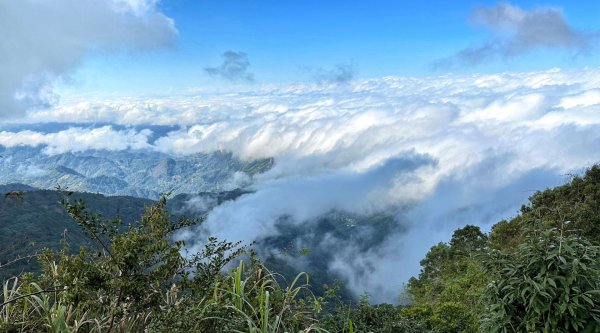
<box><xmin>0</xmin><ymin>185</ymin><xmax>152</xmax><ymax>278</ymax></box>
<box><xmin>0</xmin><ymin>184</ymin><xmax>250</xmax><ymax>279</ymax></box>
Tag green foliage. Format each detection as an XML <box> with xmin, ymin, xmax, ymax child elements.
<box><xmin>449</xmin><ymin>225</ymin><xmax>488</xmax><ymax>255</ymax></box>
<box><xmin>214</xmin><ymin>260</ymin><xmax>325</xmax><ymax>332</ymax></box>
<box><xmin>319</xmin><ymin>297</ymin><xmax>432</xmax><ymax>333</ymax></box>
<box><xmin>487</xmin><ymin>219</ymin><xmax>521</xmax><ymax>251</ymax></box>
<box><xmin>400</xmin><ymin>302</ymin><xmax>478</xmax><ymax>333</ymax></box>
<box><xmin>147</xmin><ymin>258</ymin><xmax>325</xmax><ymax>333</ymax></box>
<box><xmin>482</xmin><ymin>227</ymin><xmax>600</xmax><ymax>332</ymax></box>
<box><xmin>406</xmin><ymin>225</ymin><xmax>488</xmax><ymax>332</ymax></box>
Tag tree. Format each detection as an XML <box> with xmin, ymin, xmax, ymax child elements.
<box><xmin>406</xmin><ymin>225</ymin><xmax>489</xmax><ymax>333</ymax></box>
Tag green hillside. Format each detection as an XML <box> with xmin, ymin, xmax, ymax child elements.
<box><xmin>0</xmin><ymin>185</ymin><xmax>252</xmax><ymax>280</ymax></box>
<box><xmin>0</xmin><ymin>185</ymin><xmax>152</xmax><ymax>279</ymax></box>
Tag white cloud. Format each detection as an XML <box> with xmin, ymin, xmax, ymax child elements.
<box><xmin>195</xmin><ymin>154</ymin><xmax>435</xmax><ymax>244</ymax></box>
<box><xmin>559</xmin><ymin>89</ymin><xmax>600</xmax><ymax>109</ymax></box>
<box><xmin>0</xmin><ymin>126</ymin><xmax>152</xmax><ymax>155</ymax></box>
<box><xmin>111</xmin><ymin>0</ymin><xmax>160</xmax><ymax>14</ymax></box>
<box><xmin>437</xmin><ymin>3</ymin><xmax>598</xmax><ymax>67</ymax></box>
<box><xmin>0</xmin><ymin>0</ymin><xmax>176</xmax><ymax>118</ymax></box>
<box><xmin>16</xmin><ymin>164</ymin><xmax>49</xmax><ymax>178</ymax></box>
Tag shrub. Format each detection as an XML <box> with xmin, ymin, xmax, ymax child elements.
<box><xmin>482</xmin><ymin>227</ymin><xmax>600</xmax><ymax>332</ymax></box>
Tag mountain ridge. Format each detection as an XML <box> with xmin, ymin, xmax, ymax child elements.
<box><xmin>0</xmin><ymin>146</ymin><xmax>273</xmax><ymax>199</ymax></box>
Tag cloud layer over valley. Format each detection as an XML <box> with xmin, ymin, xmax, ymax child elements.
<box><xmin>3</xmin><ymin>68</ymin><xmax>600</xmax><ymax>302</ymax></box>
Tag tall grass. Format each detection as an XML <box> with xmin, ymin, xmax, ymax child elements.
<box><xmin>1</xmin><ymin>277</ymin><xmax>107</xmax><ymax>332</ymax></box>
<box><xmin>215</xmin><ymin>260</ymin><xmax>328</xmax><ymax>333</ymax></box>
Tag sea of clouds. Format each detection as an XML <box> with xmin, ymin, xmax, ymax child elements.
<box><xmin>2</xmin><ymin>68</ymin><xmax>600</xmax><ymax>301</ymax></box>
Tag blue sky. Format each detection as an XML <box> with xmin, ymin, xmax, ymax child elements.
<box><xmin>74</xmin><ymin>0</ymin><xmax>600</xmax><ymax>94</ymax></box>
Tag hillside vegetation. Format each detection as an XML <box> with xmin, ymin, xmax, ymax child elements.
<box><xmin>1</xmin><ymin>166</ymin><xmax>600</xmax><ymax>332</ymax></box>
<box><xmin>0</xmin><ymin>185</ymin><xmax>251</xmax><ymax>280</ymax></box>
<box><xmin>0</xmin><ymin>186</ymin><xmax>151</xmax><ymax>279</ymax></box>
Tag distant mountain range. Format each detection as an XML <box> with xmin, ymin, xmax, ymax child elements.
<box><xmin>0</xmin><ymin>146</ymin><xmax>273</xmax><ymax>199</ymax></box>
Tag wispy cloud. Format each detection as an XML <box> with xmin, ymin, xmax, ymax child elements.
<box><xmin>205</xmin><ymin>51</ymin><xmax>254</xmax><ymax>82</ymax></box>
<box><xmin>436</xmin><ymin>3</ymin><xmax>598</xmax><ymax>68</ymax></box>
<box><xmin>0</xmin><ymin>0</ymin><xmax>177</xmax><ymax>119</ymax></box>
<box><xmin>309</xmin><ymin>63</ymin><xmax>356</xmax><ymax>85</ymax></box>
